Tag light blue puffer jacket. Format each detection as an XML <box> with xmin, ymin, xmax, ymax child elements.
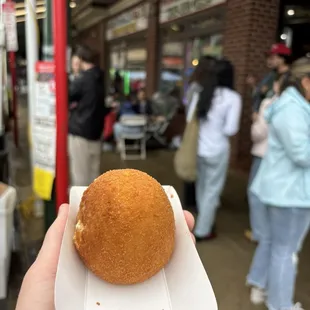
<box><xmin>251</xmin><ymin>87</ymin><xmax>310</xmax><ymax>208</ymax></box>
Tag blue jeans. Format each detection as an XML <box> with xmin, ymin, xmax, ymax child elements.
<box><xmin>247</xmin><ymin>206</ymin><xmax>310</xmax><ymax>310</ymax></box>
<box><xmin>113</xmin><ymin>122</ymin><xmax>143</xmax><ymax>141</ymax></box>
<box><xmin>194</xmin><ymin>152</ymin><xmax>229</xmax><ymax>237</ymax></box>
<box><xmin>248</xmin><ymin>156</ymin><xmax>264</xmax><ymax>241</ymax></box>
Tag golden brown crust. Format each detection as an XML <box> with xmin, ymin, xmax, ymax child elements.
<box><xmin>74</xmin><ymin>169</ymin><xmax>175</xmax><ymax>285</ymax></box>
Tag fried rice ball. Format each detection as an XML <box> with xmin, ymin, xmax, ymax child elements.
<box><xmin>73</xmin><ymin>169</ymin><xmax>175</xmax><ymax>285</ymax></box>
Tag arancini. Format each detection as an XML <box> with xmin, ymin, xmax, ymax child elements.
<box><xmin>73</xmin><ymin>169</ymin><xmax>175</xmax><ymax>285</ymax></box>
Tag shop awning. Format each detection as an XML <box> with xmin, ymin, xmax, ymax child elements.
<box><xmin>72</xmin><ymin>0</ymin><xmax>142</xmax><ymax>32</ymax></box>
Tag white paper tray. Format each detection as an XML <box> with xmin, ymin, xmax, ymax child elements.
<box><xmin>55</xmin><ymin>186</ymin><xmax>218</xmax><ymax>310</ymax></box>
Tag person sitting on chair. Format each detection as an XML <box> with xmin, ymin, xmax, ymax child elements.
<box><xmin>147</xmin><ymin>87</ymin><xmax>180</xmax><ymax>145</ymax></box>
<box><xmin>114</xmin><ymin>89</ymin><xmax>152</xmax><ymax>151</ymax></box>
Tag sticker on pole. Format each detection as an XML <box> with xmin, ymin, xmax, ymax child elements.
<box><xmin>33</xmin><ymin>62</ymin><xmax>56</xmax><ymax>200</ymax></box>
<box><xmin>2</xmin><ymin>2</ymin><xmax>18</xmax><ymax>52</ymax></box>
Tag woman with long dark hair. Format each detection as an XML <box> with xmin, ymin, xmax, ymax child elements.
<box><xmin>247</xmin><ymin>57</ymin><xmax>310</xmax><ymax>310</ymax></box>
<box><xmin>183</xmin><ymin>56</ymin><xmax>216</xmax><ymax>210</ymax></box>
<box><xmin>194</xmin><ymin>58</ymin><xmax>242</xmax><ymax>241</ymax></box>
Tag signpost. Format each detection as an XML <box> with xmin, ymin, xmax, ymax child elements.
<box><xmin>3</xmin><ymin>0</ymin><xmax>18</xmax><ymax>147</ymax></box>
<box><xmin>33</xmin><ymin>61</ymin><xmax>56</xmax><ymax>201</ymax></box>
<box><xmin>25</xmin><ymin>0</ymin><xmax>38</xmax><ymax>168</ymax></box>
<box><xmin>53</xmin><ymin>0</ymin><xmax>68</xmax><ymax>211</ymax></box>
<box><xmin>2</xmin><ymin>1</ymin><xmax>18</xmax><ymax>51</ymax></box>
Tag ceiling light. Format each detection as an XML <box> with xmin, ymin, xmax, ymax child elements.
<box><xmin>192</xmin><ymin>59</ymin><xmax>199</xmax><ymax>67</ymax></box>
<box><xmin>280</xmin><ymin>34</ymin><xmax>287</xmax><ymax>40</ymax></box>
<box><xmin>171</xmin><ymin>24</ymin><xmax>180</xmax><ymax>32</ymax></box>
<box><xmin>70</xmin><ymin>1</ymin><xmax>77</xmax><ymax>9</ymax></box>
<box><xmin>287</xmin><ymin>9</ymin><xmax>295</xmax><ymax>16</ymax></box>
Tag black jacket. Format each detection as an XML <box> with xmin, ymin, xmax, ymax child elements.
<box><xmin>131</xmin><ymin>100</ymin><xmax>153</xmax><ymax>116</ymax></box>
<box><xmin>69</xmin><ymin>66</ymin><xmax>106</xmax><ymax>140</ymax></box>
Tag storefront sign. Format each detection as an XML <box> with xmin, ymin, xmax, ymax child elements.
<box><xmin>33</xmin><ymin>62</ymin><xmax>56</xmax><ymax>200</ymax></box>
<box><xmin>2</xmin><ymin>2</ymin><xmax>18</xmax><ymax>52</ymax></box>
<box><xmin>106</xmin><ymin>3</ymin><xmax>149</xmax><ymax>40</ymax></box>
<box><xmin>160</xmin><ymin>0</ymin><xmax>226</xmax><ymax>23</ymax></box>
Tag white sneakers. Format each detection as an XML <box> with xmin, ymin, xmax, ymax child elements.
<box><xmin>250</xmin><ymin>287</ymin><xmax>266</xmax><ymax>305</ymax></box>
<box><xmin>291</xmin><ymin>303</ymin><xmax>304</xmax><ymax>310</ymax></box>
<box><xmin>250</xmin><ymin>287</ymin><xmax>304</xmax><ymax>310</ymax></box>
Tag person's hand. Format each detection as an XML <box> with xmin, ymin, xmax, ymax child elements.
<box><xmin>184</xmin><ymin>210</ymin><xmax>196</xmax><ymax>243</ymax></box>
<box><xmin>260</xmin><ymin>85</ymin><xmax>269</xmax><ymax>94</ymax></box>
<box><xmin>111</xmin><ymin>101</ymin><xmax>119</xmax><ymax>108</ymax></box>
<box><xmin>69</xmin><ymin>102</ymin><xmax>78</xmax><ymax>110</ymax></box>
<box><xmin>15</xmin><ymin>204</ymin><xmax>195</xmax><ymax>309</ymax></box>
<box><xmin>15</xmin><ymin>204</ymin><xmax>69</xmax><ymax>310</ymax></box>
<box><xmin>246</xmin><ymin>74</ymin><xmax>257</xmax><ymax>88</ymax></box>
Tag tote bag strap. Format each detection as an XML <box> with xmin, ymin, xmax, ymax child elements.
<box><xmin>186</xmin><ymin>92</ymin><xmax>200</xmax><ymax>123</ymax></box>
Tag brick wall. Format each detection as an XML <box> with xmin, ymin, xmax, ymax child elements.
<box><xmin>223</xmin><ymin>0</ymin><xmax>280</xmax><ymax>170</ymax></box>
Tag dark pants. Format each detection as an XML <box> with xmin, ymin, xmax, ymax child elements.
<box><xmin>183</xmin><ymin>182</ymin><xmax>196</xmax><ymax>211</ymax></box>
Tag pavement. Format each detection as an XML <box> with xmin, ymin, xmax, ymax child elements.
<box><xmin>2</xmin><ymin>101</ymin><xmax>310</xmax><ymax>310</ymax></box>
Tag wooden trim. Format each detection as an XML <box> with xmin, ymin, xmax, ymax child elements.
<box><xmin>106</xmin><ymin>30</ymin><xmax>147</xmax><ymax>46</ymax></box>
<box><xmin>73</xmin><ymin>0</ymin><xmax>146</xmax><ymax>32</ymax></box>
<box><xmin>159</xmin><ymin>3</ymin><xmax>226</xmax><ymax>27</ymax></box>
<box><xmin>162</xmin><ymin>24</ymin><xmax>224</xmax><ymax>42</ymax></box>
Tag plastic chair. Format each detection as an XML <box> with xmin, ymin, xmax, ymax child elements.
<box><xmin>119</xmin><ymin>115</ymin><xmax>147</xmax><ymax>160</ymax></box>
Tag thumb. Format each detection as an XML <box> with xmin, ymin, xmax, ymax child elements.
<box><xmin>35</xmin><ymin>204</ymin><xmax>69</xmax><ymax>271</ymax></box>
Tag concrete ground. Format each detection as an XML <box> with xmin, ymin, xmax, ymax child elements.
<box><xmin>2</xmin><ymin>101</ymin><xmax>310</xmax><ymax>310</ymax></box>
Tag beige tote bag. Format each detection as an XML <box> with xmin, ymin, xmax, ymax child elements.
<box><xmin>174</xmin><ymin>93</ymin><xmax>199</xmax><ymax>182</ymax></box>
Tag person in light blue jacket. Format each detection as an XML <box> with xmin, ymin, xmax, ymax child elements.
<box><xmin>246</xmin><ymin>57</ymin><xmax>310</xmax><ymax>310</ymax></box>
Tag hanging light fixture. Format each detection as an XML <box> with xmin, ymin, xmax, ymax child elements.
<box><xmin>69</xmin><ymin>1</ymin><xmax>77</xmax><ymax>9</ymax></box>
<box><xmin>287</xmin><ymin>9</ymin><xmax>295</xmax><ymax>16</ymax></box>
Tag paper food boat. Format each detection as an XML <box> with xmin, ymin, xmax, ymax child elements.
<box><xmin>55</xmin><ymin>186</ymin><xmax>218</xmax><ymax>310</ymax></box>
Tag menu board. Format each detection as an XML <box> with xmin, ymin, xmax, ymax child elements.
<box><xmin>33</xmin><ymin>61</ymin><xmax>56</xmax><ymax>200</ymax></box>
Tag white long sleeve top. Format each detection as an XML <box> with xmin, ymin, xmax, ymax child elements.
<box><xmin>198</xmin><ymin>87</ymin><xmax>242</xmax><ymax>158</ymax></box>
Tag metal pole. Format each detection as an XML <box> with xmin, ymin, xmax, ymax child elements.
<box><xmin>0</xmin><ymin>2</ymin><xmax>6</xmax><ymax>173</ymax></box>
<box><xmin>42</xmin><ymin>0</ymin><xmax>52</xmax><ymax>61</ymax></box>
<box><xmin>25</xmin><ymin>0</ymin><xmax>38</xmax><ymax>171</ymax></box>
<box><xmin>7</xmin><ymin>0</ymin><xmax>18</xmax><ymax>147</ymax></box>
<box><xmin>0</xmin><ymin>3</ymin><xmax>4</xmax><ymax>139</ymax></box>
<box><xmin>8</xmin><ymin>47</ymin><xmax>18</xmax><ymax>147</ymax></box>
<box><xmin>52</xmin><ymin>0</ymin><xmax>68</xmax><ymax>211</ymax></box>
<box><xmin>42</xmin><ymin>0</ymin><xmax>56</xmax><ymax>230</ymax></box>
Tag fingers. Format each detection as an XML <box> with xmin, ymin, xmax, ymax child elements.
<box><xmin>184</xmin><ymin>210</ymin><xmax>196</xmax><ymax>244</ymax></box>
<box><xmin>35</xmin><ymin>204</ymin><xmax>69</xmax><ymax>270</ymax></box>
<box><xmin>184</xmin><ymin>210</ymin><xmax>195</xmax><ymax>232</ymax></box>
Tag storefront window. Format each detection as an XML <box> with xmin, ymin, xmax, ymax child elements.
<box><xmin>160</xmin><ymin>42</ymin><xmax>184</xmax><ymax>94</ymax></box>
<box><xmin>182</xmin><ymin>34</ymin><xmax>223</xmax><ymax>98</ymax></box>
<box><xmin>160</xmin><ymin>3</ymin><xmax>224</xmax><ymax>97</ymax></box>
<box><xmin>109</xmin><ymin>44</ymin><xmax>147</xmax><ymax>95</ymax></box>
<box><xmin>201</xmin><ymin>34</ymin><xmax>223</xmax><ymax>57</ymax></box>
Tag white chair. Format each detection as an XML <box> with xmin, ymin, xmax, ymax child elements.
<box><xmin>119</xmin><ymin>115</ymin><xmax>147</xmax><ymax>160</ymax></box>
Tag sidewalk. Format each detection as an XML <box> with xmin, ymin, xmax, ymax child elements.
<box><xmin>3</xmin><ymin>101</ymin><xmax>310</xmax><ymax>309</ymax></box>
<box><xmin>101</xmin><ymin>151</ymin><xmax>310</xmax><ymax>310</ymax></box>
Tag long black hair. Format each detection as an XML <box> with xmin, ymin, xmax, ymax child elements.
<box><xmin>189</xmin><ymin>55</ymin><xmax>217</xmax><ymax>85</ymax></box>
<box><xmin>197</xmin><ymin>58</ymin><xmax>235</xmax><ymax>119</ymax></box>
